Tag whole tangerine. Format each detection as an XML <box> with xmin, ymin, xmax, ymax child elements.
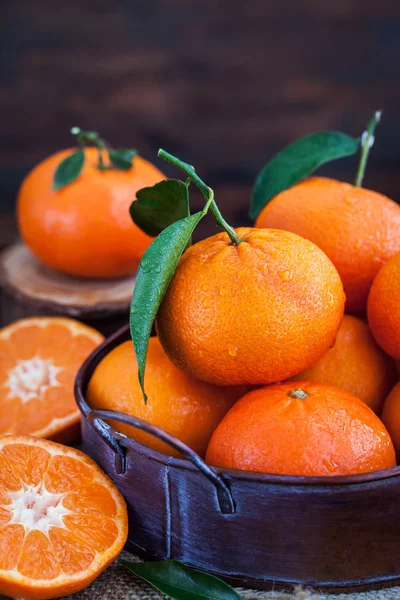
<box><xmin>381</xmin><ymin>382</ymin><xmax>400</xmax><ymax>458</ymax></box>
<box><xmin>206</xmin><ymin>382</ymin><xmax>396</xmax><ymax>476</ymax></box>
<box><xmin>87</xmin><ymin>336</ymin><xmax>246</xmax><ymax>457</ymax></box>
<box><xmin>368</xmin><ymin>252</ymin><xmax>400</xmax><ymax>360</ymax></box>
<box><xmin>156</xmin><ymin>227</ymin><xmax>345</xmax><ymax>386</ymax></box>
<box><xmin>255</xmin><ymin>177</ymin><xmax>400</xmax><ymax>314</ymax></box>
<box><xmin>17</xmin><ymin>148</ymin><xmax>165</xmax><ymax>278</ymax></box>
<box><xmin>291</xmin><ymin>314</ymin><xmax>397</xmax><ymax>414</ymax></box>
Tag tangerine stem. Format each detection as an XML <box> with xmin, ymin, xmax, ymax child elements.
<box><xmin>288</xmin><ymin>389</ymin><xmax>309</xmax><ymax>399</ymax></box>
<box><xmin>158</xmin><ymin>149</ymin><xmax>242</xmax><ymax>245</ymax></box>
<box><xmin>70</xmin><ymin>127</ymin><xmax>108</xmax><ymax>171</ymax></box>
<box><xmin>354</xmin><ymin>110</ymin><xmax>382</xmax><ymax>187</ymax></box>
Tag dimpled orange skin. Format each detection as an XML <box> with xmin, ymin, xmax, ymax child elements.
<box><xmin>381</xmin><ymin>382</ymin><xmax>400</xmax><ymax>458</ymax></box>
<box><xmin>292</xmin><ymin>315</ymin><xmax>397</xmax><ymax>414</ymax></box>
<box><xmin>156</xmin><ymin>227</ymin><xmax>345</xmax><ymax>387</ymax></box>
<box><xmin>255</xmin><ymin>177</ymin><xmax>400</xmax><ymax>315</ymax></box>
<box><xmin>17</xmin><ymin>148</ymin><xmax>165</xmax><ymax>278</ymax></box>
<box><xmin>206</xmin><ymin>382</ymin><xmax>396</xmax><ymax>476</ymax></box>
<box><xmin>87</xmin><ymin>337</ymin><xmax>246</xmax><ymax>457</ymax></box>
<box><xmin>368</xmin><ymin>253</ymin><xmax>400</xmax><ymax>360</ymax></box>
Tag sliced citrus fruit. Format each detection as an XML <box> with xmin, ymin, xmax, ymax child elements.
<box><xmin>0</xmin><ymin>435</ymin><xmax>128</xmax><ymax>599</ymax></box>
<box><xmin>0</xmin><ymin>317</ymin><xmax>104</xmax><ymax>442</ymax></box>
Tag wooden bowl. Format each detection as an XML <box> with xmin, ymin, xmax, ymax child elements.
<box><xmin>75</xmin><ymin>325</ymin><xmax>400</xmax><ymax>593</ymax></box>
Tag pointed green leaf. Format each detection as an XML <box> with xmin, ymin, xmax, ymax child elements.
<box><xmin>130</xmin><ymin>213</ymin><xmax>203</xmax><ymax>402</ymax></box>
<box><xmin>53</xmin><ymin>149</ymin><xmax>85</xmax><ymax>190</ymax></box>
<box><xmin>121</xmin><ymin>560</ymin><xmax>242</xmax><ymax>600</ymax></box>
<box><xmin>130</xmin><ymin>179</ymin><xmax>190</xmax><ymax>237</ymax></box>
<box><xmin>250</xmin><ymin>132</ymin><xmax>360</xmax><ymax>219</ymax></box>
<box><xmin>109</xmin><ymin>148</ymin><xmax>137</xmax><ymax>170</ymax></box>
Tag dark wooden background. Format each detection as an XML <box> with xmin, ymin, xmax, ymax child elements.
<box><xmin>1</xmin><ymin>0</ymin><xmax>400</xmax><ymax>243</ymax></box>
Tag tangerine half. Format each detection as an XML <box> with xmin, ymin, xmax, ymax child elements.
<box><xmin>0</xmin><ymin>435</ymin><xmax>128</xmax><ymax>600</ymax></box>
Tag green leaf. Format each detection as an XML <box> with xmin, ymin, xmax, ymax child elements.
<box><xmin>121</xmin><ymin>560</ymin><xmax>242</xmax><ymax>600</ymax></box>
<box><xmin>130</xmin><ymin>213</ymin><xmax>203</xmax><ymax>402</ymax></box>
<box><xmin>250</xmin><ymin>132</ymin><xmax>360</xmax><ymax>219</ymax></box>
<box><xmin>130</xmin><ymin>179</ymin><xmax>190</xmax><ymax>237</ymax></box>
<box><xmin>53</xmin><ymin>149</ymin><xmax>85</xmax><ymax>190</ymax></box>
<box><xmin>109</xmin><ymin>148</ymin><xmax>137</xmax><ymax>170</ymax></box>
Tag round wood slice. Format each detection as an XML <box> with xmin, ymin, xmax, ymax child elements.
<box><xmin>0</xmin><ymin>243</ymin><xmax>136</xmax><ymax>337</ymax></box>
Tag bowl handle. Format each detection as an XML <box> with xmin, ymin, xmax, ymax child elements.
<box><xmin>87</xmin><ymin>408</ymin><xmax>235</xmax><ymax>514</ymax></box>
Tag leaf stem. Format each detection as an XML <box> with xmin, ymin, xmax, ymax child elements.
<box><xmin>354</xmin><ymin>110</ymin><xmax>382</xmax><ymax>187</ymax></box>
<box><xmin>158</xmin><ymin>149</ymin><xmax>241</xmax><ymax>245</ymax></box>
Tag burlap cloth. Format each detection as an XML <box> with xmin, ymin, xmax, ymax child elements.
<box><xmin>58</xmin><ymin>551</ymin><xmax>400</xmax><ymax>600</ymax></box>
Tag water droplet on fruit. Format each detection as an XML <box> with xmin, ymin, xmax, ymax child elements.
<box><xmin>219</xmin><ymin>288</ymin><xmax>227</xmax><ymax>296</ymax></box>
<box><xmin>228</xmin><ymin>346</ymin><xmax>238</xmax><ymax>357</ymax></box>
<box><xmin>202</xmin><ymin>298</ymin><xmax>210</xmax><ymax>309</ymax></box>
<box><xmin>344</xmin><ymin>195</ymin><xmax>357</xmax><ymax>206</ymax></box>
<box><xmin>278</xmin><ymin>270</ymin><xmax>293</xmax><ymax>282</ymax></box>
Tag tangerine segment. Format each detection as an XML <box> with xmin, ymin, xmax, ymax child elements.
<box><xmin>0</xmin><ymin>317</ymin><xmax>104</xmax><ymax>441</ymax></box>
<box><xmin>49</xmin><ymin>528</ymin><xmax>95</xmax><ymax>575</ymax></box>
<box><xmin>0</xmin><ymin>507</ymin><xmax>12</xmax><ymax>529</ymax></box>
<box><xmin>2</xmin><ymin>443</ymin><xmax>51</xmax><ymax>487</ymax></box>
<box><xmin>0</xmin><ymin>436</ymin><xmax>128</xmax><ymax>600</ymax></box>
<box><xmin>19</xmin><ymin>530</ymin><xmax>61</xmax><ymax>580</ymax></box>
<box><xmin>62</xmin><ymin>483</ymin><xmax>117</xmax><ymax>518</ymax></box>
<box><xmin>44</xmin><ymin>456</ymin><xmax>94</xmax><ymax>494</ymax></box>
<box><xmin>0</xmin><ymin>524</ymin><xmax>25</xmax><ymax>570</ymax></box>
<box><xmin>63</xmin><ymin>514</ymin><xmax>119</xmax><ymax>553</ymax></box>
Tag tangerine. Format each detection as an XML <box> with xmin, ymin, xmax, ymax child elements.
<box><xmin>0</xmin><ymin>435</ymin><xmax>127</xmax><ymax>600</ymax></box>
<box><xmin>87</xmin><ymin>336</ymin><xmax>246</xmax><ymax>457</ymax></box>
<box><xmin>368</xmin><ymin>252</ymin><xmax>400</xmax><ymax>360</ymax></box>
<box><xmin>381</xmin><ymin>382</ymin><xmax>400</xmax><ymax>457</ymax></box>
<box><xmin>0</xmin><ymin>317</ymin><xmax>104</xmax><ymax>442</ymax></box>
<box><xmin>291</xmin><ymin>314</ymin><xmax>397</xmax><ymax>413</ymax></box>
<box><xmin>255</xmin><ymin>177</ymin><xmax>400</xmax><ymax>314</ymax></box>
<box><xmin>157</xmin><ymin>227</ymin><xmax>345</xmax><ymax>386</ymax></box>
<box><xmin>17</xmin><ymin>148</ymin><xmax>165</xmax><ymax>278</ymax></box>
<box><xmin>206</xmin><ymin>382</ymin><xmax>396</xmax><ymax>476</ymax></box>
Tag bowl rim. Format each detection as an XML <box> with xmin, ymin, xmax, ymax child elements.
<box><xmin>75</xmin><ymin>324</ymin><xmax>400</xmax><ymax>488</ymax></box>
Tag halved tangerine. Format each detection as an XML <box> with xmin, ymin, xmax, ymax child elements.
<box><xmin>0</xmin><ymin>317</ymin><xmax>104</xmax><ymax>442</ymax></box>
<box><xmin>0</xmin><ymin>435</ymin><xmax>128</xmax><ymax>599</ymax></box>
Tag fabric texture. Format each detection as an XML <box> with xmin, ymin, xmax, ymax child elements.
<box><xmin>59</xmin><ymin>551</ymin><xmax>400</xmax><ymax>600</ymax></box>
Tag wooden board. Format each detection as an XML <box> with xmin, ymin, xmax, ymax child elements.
<box><xmin>0</xmin><ymin>243</ymin><xmax>135</xmax><ymax>336</ymax></box>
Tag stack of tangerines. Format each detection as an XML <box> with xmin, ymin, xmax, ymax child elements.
<box><xmin>88</xmin><ymin>114</ymin><xmax>400</xmax><ymax>479</ymax></box>
<box><xmin>2</xmin><ymin>115</ymin><xmax>400</xmax><ymax>598</ymax></box>
<box><xmin>0</xmin><ymin>128</ymin><xmax>167</xmax><ymax>443</ymax></box>
<box><xmin>0</xmin><ymin>130</ymin><xmax>167</xmax><ymax>598</ymax></box>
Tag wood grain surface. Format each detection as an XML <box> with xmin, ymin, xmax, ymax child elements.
<box><xmin>1</xmin><ymin>0</ymin><xmax>400</xmax><ymax>233</ymax></box>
